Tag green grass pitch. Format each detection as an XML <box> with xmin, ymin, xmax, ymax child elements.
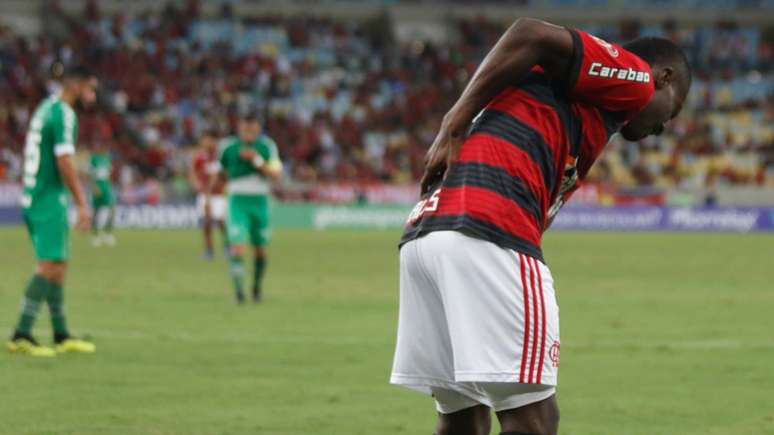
<box><xmin>1</xmin><ymin>227</ymin><xmax>773</xmax><ymax>435</ymax></box>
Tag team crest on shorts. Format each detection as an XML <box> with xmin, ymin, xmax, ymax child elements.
<box><xmin>549</xmin><ymin>341</ymin><xmax>561</xmax><ymax>368</ymax></box>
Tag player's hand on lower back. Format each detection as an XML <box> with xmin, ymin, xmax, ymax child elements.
<box><xmin>420</xmin><ymin>119</ymin><xmax>465</xmax><ymax>195</ymax></box>
<box><xmin>76</xmin><ymin>206</ymin><xmax>91</xmax><ymax>232</ymax></box>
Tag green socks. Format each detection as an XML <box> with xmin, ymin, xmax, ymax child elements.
<box><xmin>105</xmin><ymin>208</ymin><xmax>114</xmax><ymax>232</ymax></box>
<box><xmin>13</xmin><ymin>275</ymin><xmax>70</xmax><ymax>339</ymax></box>
<box><xmin>14</xmin><ymin>275</ymin><xmax>49</xmax><ymax>336</ymax></box>
<box><xmin>47</xmin><ymin>280</ymin><xmax>69</xmax><ymax>338</ymax></box>
<box><xmin>228</xmin><ymin>254</ymin><xmax>245</xmax><ymax>300</ymax></box>
<box><xmin>253</xmin><ymin>257</ymin><xmax>266</xmax><ymax>292</ymax></box>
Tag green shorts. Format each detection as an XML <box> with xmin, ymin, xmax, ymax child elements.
<box><xmin>23</xmin><ymin>206</ymin><xmax>69</xmax><ymax>261</ymax></box>
<box><xmin>227</xmin><ymin>194</ymin><xmax>271</xmax><ymax>247</ymax></box>
<box><xmin>92</xmin><ymin>182</ymin><xmax>115</xmax><ymax>208</ymax></box>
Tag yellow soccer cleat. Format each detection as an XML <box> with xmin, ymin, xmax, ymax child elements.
<box><xmin>55</xmin><ymin>338</ymin><xmax>96</xmax><ymax>354</ymax></box>
<box><xmin>6</xmin><ymin>338</ymin><xmax>57</xmax><ymax>357</ymax></box>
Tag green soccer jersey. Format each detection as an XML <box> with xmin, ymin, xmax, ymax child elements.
<box><xmin>218</xmin><ymin>135</ymin><xmax>282</xmax><ymax>196</ymax></box>
<box><xmin>90</xmin><ymin>151</ymin><xmax>115</xmax><ymax>207</ymax></box>
<box><xmin>90</xmin><ymin>152</ymin><xmax>112</xmax><ymax>183</ymax></box>
<box><xmin>21</xmin><ymin>95</ymin><xmax>78</xmax><ymax>213</ymax></box>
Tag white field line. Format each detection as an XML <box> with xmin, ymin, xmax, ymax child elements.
<box><xmin>87</xmin><ymin>330</ymin><xmax>774</xmax><ymax>350</ymax></box>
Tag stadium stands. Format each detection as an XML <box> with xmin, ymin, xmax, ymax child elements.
<box><xmin>0</xmin><ymin>0</ymin><xmax>772</xmax><ymax>204</ymax></box>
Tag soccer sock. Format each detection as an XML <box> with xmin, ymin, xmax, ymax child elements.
<box><xmin>105</xmin><ymin>208</ymin><xmax>114</xmax><ymax>233</ymax></box>
<box><xmin>228</xmin><ymin>254</ymin><xmax>245</xmax><ymax>296</ymax></box>
<box><xmin>92</xmin><ymin>208</ymin><xmax>100</xmax><ymax>234</ymax></box>
<box><xmin>46</xmin><ymin>280</ymin><xmax>70</xmax><ymax>342</ymax></box>
<box><xmin>252</xmin><ymin>257</ymin><xmax>266</xmax><ymax>292</ymax></box>
<box><xmin>13</xmin><ymin>275</ymin><xmax>49</xmax><ymax>336</ymax></box>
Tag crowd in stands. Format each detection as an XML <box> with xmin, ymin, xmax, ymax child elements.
<box><xmin>0</xmin><ymin>0</ymin><xmax>772</xmax><ymax>204</ymax></box>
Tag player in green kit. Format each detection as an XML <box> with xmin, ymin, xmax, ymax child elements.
<box><xmin>90</xmin><ymin>143</ymin><xmax>116</xmax><ymax>246</ymax></box>
<box><xmin>6</xmin><ymin>65</ymin><xmax>98</xmax><ymax>357</ymax></box>
<box><xmin>207</xmin><ymin>113</ymin><xmax>282</xmax><ymax>304</ymax></box>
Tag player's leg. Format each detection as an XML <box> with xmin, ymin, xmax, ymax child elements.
<box><xmin>37</xmin><ymin>213</ymin><xmax>94</xmax><ymax>353</ymax></box>
<box><xmin>251</xmin><ymin>245</ymin><xmax>266</xmax><ymax>303</ymax></box>
<box><xmin>216</xmin><ymin>219</ymin><xmax>228</xmax><ymax>253</ymax></box>
<box><xmin>391</xmin><ymin>237</ymin><xmax>490</xmax><ymax>433</ymax></box>
<box><xmin>91</xmin><ymin>201</ymin><xmax>102</xmax><ymax>246</ymax></box>
<box><xmin>249</xmin><ymin>196</ymin><xmax>270</xmax><ymax>303</ymax></box>
<box><xmin>435</xmin><ymin>404</ymin><xmax>491</xmax><ymax>435</ymax></box>
<box><xmin>8</xmin><ymin>216</ymin><xmax>57</xmax><ymax>356</ymax></box>
<box><xmin>197</xmin><ymin>193</ymin><xmax>214</xmax><ymax>259</ymax></box>
<box><xmin>102</xmin><ymin>204</ymin><xmax>116</xmax><ymax>245</ymax></box>
<box><xmin>101</xmin><ymin>186</ymin><xmax>116</xmax><ymax>245</ymax></box>
<box><xmin>225</xmin><ymin>195</ymin><xmax>249</xmax><ymax>303</ymax></box>
<box><xmin>214</xmin><ymin>196</ymin><xmax>230</xmax><ymax>254</ymax></box>
<box><xmin>496</xmin><ymin>395</ymin><xmax>559</xmax><ymax>435</ymax></box>
<box><xmin>203</xmin><ymin>215</ymin><xmax>214</xmax><ymax>258</ymax></box>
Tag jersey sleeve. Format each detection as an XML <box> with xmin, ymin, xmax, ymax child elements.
<box><xmin>51</xmin><ymin>104</ymin><xmax>77</xmax><ymax>156</ymax></box>
<box><xmin>264</xmin><ymin>137</ymin><xmax>283</xmax><ymax>172</ymax></box>
<box><xmin>565</xmin><ymin>29</ymin><xmax>655</xmax><ymax>117</ymax></box>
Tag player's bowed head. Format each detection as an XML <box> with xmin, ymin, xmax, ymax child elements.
<box><xmin>618</xmin><ymin>37</ymin><xmax>692</xmax><ymax>141</ymax></box>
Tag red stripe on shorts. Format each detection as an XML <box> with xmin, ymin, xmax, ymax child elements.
<box><xmin>518</xmin><ymin>253</ymin><xmax>530</xmax><ymax>383</ymax></box>
<box><xmin>528</xmin><ymin>256</ymin><xmax>540</xmax><ymax>383</ymax></box>
<box><xmin>535</xmin><ymin>258</ymin><xmax>547</xmax><ymax>384</ymax></box>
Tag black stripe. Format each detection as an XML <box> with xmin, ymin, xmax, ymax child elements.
<box><xmin>518</xmin><ymin>71</ymin><xmax>583</xmax><ymax>158</ymax></box>
<box><xmin>469</xmin><ymin>109</ymin><xmax>556</xmax><ymax>193</ymax></box>
<box><xmin>400</xmin><ymin>214</ymin><xmax>544</xmax><ymax>263</ymax></box>
<box><xmin>565</xmin><ymin>28</ymin><xmax>584</xmax><ymax>96</ymax></box>
<box><xmin>444</xmin><ymin>162</ymin><xmax>543</xmax><ymax>224</ymax></box>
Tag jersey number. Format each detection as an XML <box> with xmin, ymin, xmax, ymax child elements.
<box><xmin>407</xmin><ymin>188</ymin><xmax>441</xmax><ymax>223</ymax></box>
<box><xmin>23</xmin><ymin>131</ymin><xmax>42</xmax><ymax>187</ymax></box>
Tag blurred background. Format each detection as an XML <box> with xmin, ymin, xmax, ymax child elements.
<box><xmin>0</xmin><ymin>0</ymin><xmax>772</xmax><ymax>230</ymax></box>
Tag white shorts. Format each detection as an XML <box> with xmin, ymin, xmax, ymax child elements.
<box><xmin>196</xmin><ymin>193</ymin><xmax>227</xmax><ymax>221</ymax></box>
<box><xmin>390</xmin><ymin>231</ymin><xmax>560</xmax><ymax>413</ymax></box>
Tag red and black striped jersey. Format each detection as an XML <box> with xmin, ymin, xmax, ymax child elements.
<box><xmin>401</xmin><ymin>29</ymin><xmax>655</xmax><ymax>262</ymax></box>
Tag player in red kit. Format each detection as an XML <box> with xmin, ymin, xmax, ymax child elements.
<box><xmin>391</xmin><ymin>19</ymin><xmax>691</xmax><ymax>435</ymax></box>
<box><xmin>189</xmin><ymin>130</ymin><xmax>228</xmax><ymax>259</ymax></box>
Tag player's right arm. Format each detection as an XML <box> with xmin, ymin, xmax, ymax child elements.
<box><xmin>422</xmin><ymin>18</ymin><xmax>575</xmax><ymax>193</ymax></box>
<box><xmin>54</xmin><ymin>105</ymin><xmax>90</xmax><ymax>231</ymax></box>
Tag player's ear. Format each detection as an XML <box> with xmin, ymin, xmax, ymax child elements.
<box><xmin>653</xmin><ymin>65</ymin><xmax>674</xmax><ymax>90</ymax></box>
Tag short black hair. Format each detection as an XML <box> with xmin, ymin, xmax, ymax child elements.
<box><xmin>53</xmin><ymin>62</ymin><xmax>94</xmax><ymax>80</ymax></box>
<box><xmin>240</xmin><ymin>111</ymin><xmax>262</xmax><ymax>123</ymax></box>
<box><xmin>201</xmin><ymin>128</ymin><xmax>219</xmax><ymax>138</ymax></box>
<box><xmin>623</xmin><ymin>37</ymin><xmax>692</xmax><ymax>87</ymax></box>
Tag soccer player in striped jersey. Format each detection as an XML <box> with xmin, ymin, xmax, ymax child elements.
<box><xmin>7</xmin><ymin>65</ymin><xmax>98</xmax><ymax>356</ymax></box>
<box><xmin>190</xmin><ymin>130</ymin><xmax>228</xmax><ymax>259</ymax></box>
<box><xmin>391</xmin><ymin>19</ymin><xmax>691</xmax><ymax>435</ymax></box>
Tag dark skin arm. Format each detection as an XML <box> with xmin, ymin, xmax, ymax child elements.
<box><xmin>56</xmin><ymin>154</ymin><xmax>91</xmax><ymax>231</ymax></box>
<box><xmin>421</xmin><ymin>18</ymin><xmax>576</xmax><ymax>194</ymax></box>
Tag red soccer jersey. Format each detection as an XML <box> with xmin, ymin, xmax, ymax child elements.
<box><xmin>401</xmin><ymin>29</ymin><xmax>654</xmax><ymax>262</ymax></box>
<box><xmin>192</xmin><ymin>150</ymin><xmax>224</xmax><ymax>195</ymax></box>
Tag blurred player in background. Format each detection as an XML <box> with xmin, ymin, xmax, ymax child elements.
<box><xmin>89</xmin><ymin>142</ymin><xmax>116</xmax><ymax>246</ymax></box>
<box><xmin>190</xmin><ymin>130</ymin><xmax>227</xmax><ymax>259</ymax></box>
<box><xmin>208</xmin><ymin>113</ymin><xmax>283</xmax><ymax>304</ymax></box>
<box><xmin>392</xmin><ymin>19</ymin><xmax>690</xmax><ymax>435</ymax></box>
<box><xmin>7</xmin><ymin>64</ymin><xmax>99</xmax><ymax>356</ymax></box>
